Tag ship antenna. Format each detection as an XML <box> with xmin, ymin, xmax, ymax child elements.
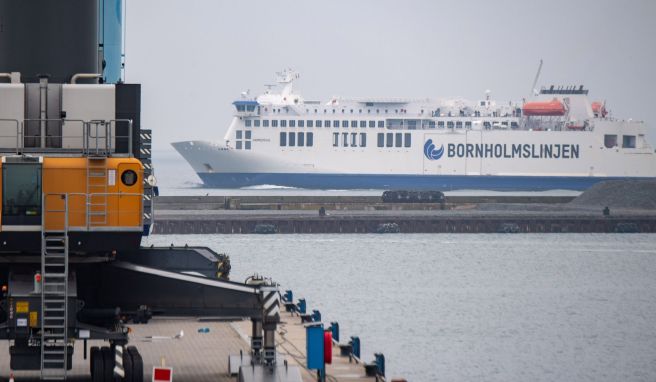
<box><xmin>531</xmin><ymin>59</ymin><xmax>543</xmax><ymax>96</ymax></box>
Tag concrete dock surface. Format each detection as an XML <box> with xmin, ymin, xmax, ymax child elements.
<box><xmin>1</xmin><ymin>313</ymin><xmax>376</xmax><ymax>382</ymax></box>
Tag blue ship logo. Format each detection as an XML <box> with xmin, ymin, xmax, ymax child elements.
<box><xmin>424</xmin><ymin>139</ymin><xmax>444</xmax><ymax>160</ymax></box>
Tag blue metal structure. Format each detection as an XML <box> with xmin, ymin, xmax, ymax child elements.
<box><xmin>374</xmin><ymin>353</ymin><xmax>385</xmax><ymax>377</ymax></box>
<box><xmin>100</xmin><ymin>0</ymin><xmax>123</xmax><ymax>83</ymax></box>
<box><xmin>330</xmin><ymin>322</ymin><xmax>339</xmax><ymax>342</ymax></box>
<box><xmin>306</xmin><ymin>323</ymin><xmax>325</xmax><ymax>370</ymax></box>
<box><xmin>350</xmin><ymin>336</ymin><xmax>361</xmax><ymax>359</ymax></box>
<box><xmin>297</xmin><ymin>298</ymin><xmax>306</xmax><ymax>314</ymax></box>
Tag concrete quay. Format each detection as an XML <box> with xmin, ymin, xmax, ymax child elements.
<box><xmin>0</xmin><ymin>314</ymin><xmax>377</xmax><ymax>382</ymax></box>
<box><xmin>152</xmin><ymin>209</ymin><xmax>656</xmax><ymax>234</ymax></box>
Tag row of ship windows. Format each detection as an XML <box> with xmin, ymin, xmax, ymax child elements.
<box><xmin>245</xmin><ymin>119</ymin><xmax>518</xmax><ymax>129</ymax></box>
<box><xmin>330</xmin><ymin>132</ymin><xmax>412</xmax><ymax>148</ymax></box>
<box><xmin>262</xmin><ymin>107</ymin><xmax>509</xmax><ymax>117</ymax></box>
<box><xmin>266</xmin><ymin>107</ymin><xmax>413</xmax><ymax>115</ymax></box>
<box><xmin>276</xmin><ymin>131</ymin><xmax>412</xmax><ymax>148</ymax></box>
<box><xmin>279</xmin><ymin>132</ymin><xmax>314</xmax><ymax>147</ymax></box>
<box><xmin>247</xmin><ymin>119</ymin><xmax>386</xmax><ymax>128</ymax></box>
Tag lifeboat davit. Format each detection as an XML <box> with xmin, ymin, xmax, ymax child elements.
<box><xmin>522</xmin><ymin>98</ymin><xmax>567</xmax><ymax>116</ymax></box>
<box><xmin>591</xmin><ymin>101</ymin><xmax>607</xmax><ymax>117</ymax></box>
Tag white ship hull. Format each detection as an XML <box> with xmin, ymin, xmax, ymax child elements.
<box><xmin>173</xmin><ymin>122</ymin><xmax>656</xmax><ymax>190</ymax></box>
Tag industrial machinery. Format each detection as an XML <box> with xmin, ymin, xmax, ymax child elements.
<box><xmin>0</xmin><ymin>1</ymin><xmax>297</xmax><ymax>380</ymax></box>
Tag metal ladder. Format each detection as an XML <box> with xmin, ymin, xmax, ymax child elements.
<box><xmin>87</xmin><ymin>157</ymin><xmax>108</xmax><ymax>226</ymax></box>
<box><xmin>41</xmin><ymin>195</ymin><xmax>70</xmax><ymax>380</ymax></box>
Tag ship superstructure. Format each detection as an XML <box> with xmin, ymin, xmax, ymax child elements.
<box><xmin>173</xmin><ymin>70</ymin><xmax>656</xmax><ymax>190</ymax></box>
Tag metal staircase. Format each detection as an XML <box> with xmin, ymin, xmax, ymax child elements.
<box><xmin>87</xmin><ymin>157</ymin><xmax>108</xmax><ymax>226</ymax></box>
<box><xmin>40</xmin><ymin>196</ymin><xmax>70</xmax><ymax>380</ymax></box>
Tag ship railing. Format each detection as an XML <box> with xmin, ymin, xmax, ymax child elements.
<box><xmin>0</xmin><ymin>118</ymin><xmax>133</xmax><ymax>156</ymax></box>
<box><xmin>43</xmin><ymin>192</ymin><xmax>143</xmax><ymax>232</ymax></box>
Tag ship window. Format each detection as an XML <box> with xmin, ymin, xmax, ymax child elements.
<box><xmin>438</xmin><ymin>121</ymin><xmax>445</xmax><ymax>129</ymax></box>
<box><xmin>455</xmin><ymin>121</ymin><xmax>463</xmax><ymax>129</ymax></box>
<box><xmin>351</xmin><ymin>120</ymin><xmax>357</xmax><ymax>128</ymax></box>
<box><xmin>288</xmin><ymin>132</ymin><xmax>296</xmax><ymax>146</ymax></box>
<box><xmin>511</xmin><ymin>121</ymin><xmax>519</xmax><ymax>129</ymax></box>
<box><xmin>604</xmin><ymin>134</ymin><xmax>618</xmax><ymax>148</ymax></box>
<box><xmin>428</xmin><ymin>121</ymin><xmax>436</xmax><ymax>129</ymax></box>
<box><xmin>395</xmin><ymin>133</ymin><xmax>402</xmax><ymax>147</ymax></box>
<box><xmin>307</xmin><ymin>120</ymin><xmax>313</xmax><ymax>128</ymax></box>
<box><xmin>245</xmin><ymin>141</ymin><xmax>251</xmax><ymax>150</ymax></box>
<box><xmin>386</xmin><ymin>132</ymin><xmax>393</xmax><ymax>147</ymax></box>
<box><xmin>369</xmin><ymin>121</ymin><xmax>375</xmax><ymax>128</ymax></box>
<box><xmin>360</xmin><ymin>133</ymin><xmax>366</xmax><ymax>147</ymax></box>
<box><xmin>404</xmin><ymin>133</ymin><xmax>411</xmax><ymax>147</ymax></box>
<box><xmin>245</xmin><ymin>131</ymin><xmax>251</xmax><ymax>139</ymax></box>
<box><xmin>622</xmin><ymin>135</ymin><xmax>636</xmax><ymax>148</ymax></box>
<box><xmin>2</xmin><ymin>163</ymin><xmax>42</xmax><ymax>225</ymax></box>
<box><xmin>279</xmin><ymin>132</ymin><xmax>286</xmax><ymax>146</ymax></box>
<box><xmin>334</xmin><ymin>120</ymin><xmax>340</xmax><ymax>128</ymax></box>
<box><xmin>245</xmin><ymin>119</ymin><xmax>252</xmax><ymax>127</ymax></box>
<box><xmin>236</xmin><ymin>141</ymin><xmax>242</xmax><ymax>149</ymax></box>
<box><xmin>298</xmin><ymin>120</ymin><xmax>305</xmax><ymax>128</ymax></box>
<box><xmin>350</xmin><ymin>133</ymin><xmax>357</xmax><ymax>147</ymax></box>
<box><xmin>465</xmin><ymin>121</ymin><xmax>472</xmax><ymax>129</ymax></box>
<box><xmin>378</xmin><ymin>121</ymin><xmax>384</xmax><ymax>128</ymax></box>
<box><xmin>254</xmin><ymin>120</ymin><xmax>261</xmax><ymax>127</ymax></box>
<box><xmin>307</xmin><ymin>132</ymin><xmax>314</xmax><ymax>147</ymax></box>
<box><xmin>377</xmin><ymin>133</ymin><xmax>384</xmax><ymax>147</ymax></box>
<box><xmin>342</xmin><ymin>120</ymin><xmax>348</xmax><ymax>128</ymax></box>
<box><xmin>324</xmin><ymin>120</ymin><xmax>330</xmax><ymax>128</ymax></box>
<box><xmin>236</xmin><ymin>130</ymin><xmax>242</xmax><ymax>139</ymax></box>
<box><xmin>447</xmin><ymin>121</ymin><xmax>454</xmax><ymax>129</ymax></box>
<box><xmin>316</xmin><ymin>120</ymin><xmax>322</xmax><ymax>128</ymax></box>
<box><xmin>263</xmin><ymin>120</ymin><xmax>269</xmax><ymax>127</ymax></box>
<box><xmin>121</xmin><ymin>170</ymin><xmax>138</xmax><ymax>186</ymax></box>
<box><xmin>289</xmin><ymin>120</ymin><xmax>296</xmax><ymax>127</ymax></box>
<box><xmin>360</xmin><ymin>121</ymin><xmax>366</xmax><ymax>128</ymax></box>
<box><xmin>333</xmin><ymin>133</ymin><xmax>339</xmax><ymax>147</ymax></box>
<box><xmin>342</xmin><ymin>132</ymin><xmax>349</xmax><ymax>146</ymax></box>
<box><xmin>272</xmin><ymin>120</ymin><xmax>278</xmax><ymax>128</ymax></box>
<box><xmin>483</xmin><ymin>121</ymin><xmax>491</xmax><ymax>129</ymax></box>
<box><xmin>298</xmin><ymin>132</ymin><xmax>305</xmax><ymax>147</ymax></box>
<box><xmin>281</xmin><ymin>120</ymin><xmax>287</xmax><ymax>128</ymax></box>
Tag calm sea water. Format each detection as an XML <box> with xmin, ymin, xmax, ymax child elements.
<box><xmin>142</xmin><ymin>233</ymin><xmax>656</xmax><ymax>382</ymax></box>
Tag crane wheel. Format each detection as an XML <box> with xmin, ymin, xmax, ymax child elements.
<box><xmin>127</xmin><ymin>346</ymin><xmax>144</xmax><ymax>382</ymax></box>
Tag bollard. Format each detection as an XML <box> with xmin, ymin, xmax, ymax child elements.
<box><xmin>297</xmin><ymin>298</ymin><xmax>307</xmax><ymax>314</ymax></box>
<box><xmin>284</xmin><ymin>290</ymin><xmax>293</xmax><ymax>302</ymax></box>
<box><xmin>374</xmin><ymin>353</ymin><xmax>385</xmax><ymax>377</ymax></box>
<box><xmin>330</xmin><ymin>322</ymin><xmax>339</xmax><ymax>343</ymax></box>
<box><xmin>350</xmin><ymin>336</ymin><xmax>360</xmax><ymax>359</ymax></box>
<box><xmin>312</xmin><ymin>309</ymin><xmax>321</xmax><ymax>322</ymax></box>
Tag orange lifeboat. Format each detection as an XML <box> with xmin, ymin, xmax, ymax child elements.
<box><xmin>591</xmin><ymin>101</ymin><xmax>607</xmax><ymax>117</ymax></box>
<box><xmin>522</xmin><ymin>98</ymin><xmax>567</xmax><ymax>116</ymax></box>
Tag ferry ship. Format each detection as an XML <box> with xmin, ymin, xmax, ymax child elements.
<box><xmin>173</xmin><ymin>70</ymin><xmax>656</xmax><ymax>190</ymax></box>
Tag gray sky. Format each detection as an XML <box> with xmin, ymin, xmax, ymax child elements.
<box><xmin>125</xmin><ymin>0</ymin><xmax>656</xmax><ymax>150</ymax></box>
